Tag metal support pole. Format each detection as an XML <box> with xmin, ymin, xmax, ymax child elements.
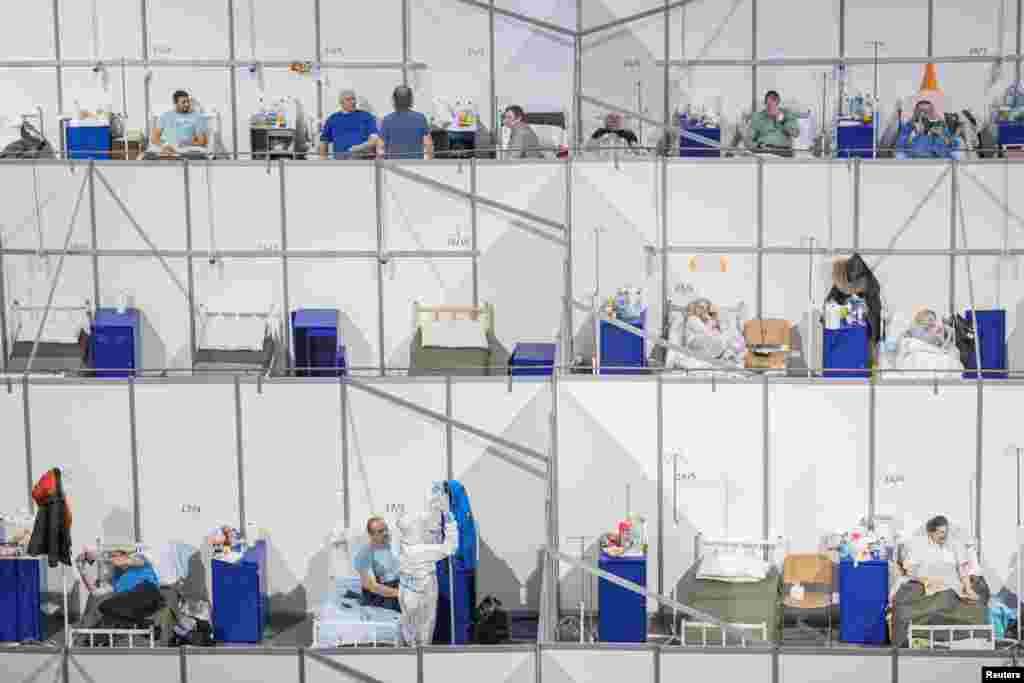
<box><xmin>445</xmin><ymin>376</ymin><xmax>454</xmax><ymax>481</ymax></box>
<box><xmin>279</xmin><ymin>159</ymin><xmax>292</xmax><ymax>373</ymax></box>
<box><xmin>656</xmin><ymin>376</ymin><xmax>665</xmax><ymax>615</ymax></box>
<box><xmin>575</xmin><ymin>0</ymin><xmax>583</xmax><ymax>149</ymax></box>
<box><xmin>470</xmin><ymin>159</ymin><xmax>479</xmax><ymax>306</ymax></box>
<box><xmin>976</xmin><ymin>382</ymin><xmax>983</xmax><ymax>556</ymax></box>
<box><xmin>401</xmin><ymin>0</ymin><xmax>409</xmax><ymax>86</ymax></box>
<box><xmin>141</xmin><ymin>0</ymin><xmax>152</xmax><ymax>145</ymax></box>
<box><xmin>839</xmin><ymin>0</ymin><xmax>846</xmax><ymax>60</ymax></box>
<box><xmin>756</xmin><ymin>158</ymin><xmax>764</xmax><ymax>318</ymax></box>
<box><xmin>751</xmin><ymin>0</ymin><xmax>758</xmax><ymax>114</ymax></box>
<box><xmin>52</xmin><ymin>0</ymin><xmax>64</xmax><ymax>120</ymax></box>
<box><xmin>927</xmin><ymin>0</ymin><xmax>934</xmax><ymax>58</ymax></box>
<box><xmin>183</xmin><ymin>162</ymin><xmax>198</xmax><ymax>364</ymax></box>
<box><xmin>314</xmin><ymin>0</ymin><xmax>324</xmax><ymax>123</ymax></box>
<box><xmin>852</xmin><ymin>159</ymin><xmax>861</xmax><ymax>250</ymax></box>
<box><xmin>22</xmin><ymin>377</ymin><xmax>34</xmax><ymax>511</ymax></box>
<box><xmin>548</xmin><ymin>371</ymin><xmax>561</xmax><ymax>626</ymax></box>
<box><xmin>565</xmin><ymin>155</ymin><xmax>574</xmax><ymax>361</ymax></box>
<box><xmin>128</xmin><ymin>378</ymin><xmax>141</xmax><ymax>543</ymax></box>
<box><xmin>88</xmin><ymin>163</ymin><xmax>100</xmax><ymax>309</ymax></box>
<box><xmin>661</xmin><ymin>156</ymin><xmax>669</xmax><ymax>338</ymax></box>
<box><xmin>227</xmin><ymin>0</ymin><xmax>240</xmax><ymax>159</ymax></box>
<box><xmin>1017</xmin><ymin>0</ymin><xmax>1022</xmax><ymax>84</ymax></box>
<box><xmin>234</xmin><ymin>377</ymin><xmax>247</xmax><ymax>532</ymax></box>
<box><xmin>762</xmin><ymin>377</ymin><xmax>770</xmax><ymax>540</ymax></box>
<box><xmin>0</xmin><ymin>226</ymin><xmax>8</xmax><ymax>373</ymax></box>
<box><xmin>374</xmin><ymin>161</ymin><xmax>386</xmax><ymax>376</ymax></box>
<box><xmin>867</xmin><ymin>380</ymin><xmax>877</xmax><ymax>525</ymax></box>
<box><xmin>489</xmin><ymin>0</ymin><xmax>497</xmax><ymax>133</ymax></box>
<box><xmin>340</xmin><ymin>379</ymin><xmax>350</xmax><ymax>530</ymax></box>
<box><xmin>664</xmin><ymin>0</ymin><xmax>671</xmax><ymax>129</ymax></box>
<box><xmin>949</xmin><ymin>161</ymin><xmax>958</xmax><ymax>317</ymax></box>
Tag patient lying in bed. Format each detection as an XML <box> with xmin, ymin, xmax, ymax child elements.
<box><xmin>665</xmin><ymin>298</ymin><xmax>746</xmax><ymax>370</ymax></box>
<box><xmin>891</xmin><ymin>515</ymin><xmax>988</xmax><ymax>647</ymax></box>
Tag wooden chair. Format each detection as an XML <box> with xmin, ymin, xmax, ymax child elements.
<box><xmin>782</xmin><ymin>553</ymin><xmax>835</xmax><ymax>644</ymax></box>
<box><xmin>743</xmin><ymin>319</ymin><xmax>792</xmax><ymax>370</ymax></box>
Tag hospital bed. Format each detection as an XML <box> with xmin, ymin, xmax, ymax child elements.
<box><xmin>662</xmin><ymin>298</ymin><xmax>753</xmax><ymax>376</ymax></box>
<box><xmin>6</xmin><ymin>301</ymin><xmax>91</xmax><ymax>373</ymax></box>
<box><xmin>671</xmin><ymin>536</ymin><xmax>786</xmax><ymax>646</ymax></box>
<box><xmin>408</xmin><ymin>302</ymin><xmax>510</xmax><ymax>376</ymax></box>
<box><xmin>313</xmin><ymin>529</ymin><xmax>401</xmax><ymax>648</ymax></box>
<box><xmin>192</xmin><ymin>308</ymin><xmax>280</xmax><ymax>373</ymax></box>
<box><xmin>890</xmin><ymin>537</ymin><xmax>993</xmax><ymax>650</ymax></box>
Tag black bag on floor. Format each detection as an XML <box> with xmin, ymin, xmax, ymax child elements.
<box><xmin>472</xmin><ymin>596</ymin><xmax>510</xmax><ymax>644</ymax></box>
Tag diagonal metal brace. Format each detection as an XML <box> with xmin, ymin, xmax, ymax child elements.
<box><xmin>577</xmin><ymin>94</ymin><xmax>726</xmax><ymax>151</ymax></box>
<box><xmin>869</xmin><ymin>166</ymin><xmax>951</xmax><ymax>271</ymax></box>
<box><xmin>305</xmin><ymin>649</ymin><xmax>388</xmax><ymax>683</ymax></box>
<box><xmin>546</xmin><ymin>547</ymin><xmax>767</xmax><ymax>644</ymax></box>
<box><xmin>346</xmin><ymin>378</ymin><xmax>548</xmax><ymax>466</ymax></box>
<box><xmin>383</xmin><ymin>164</ymin><xmax>568</xmax><ymax>243</ymax></box>
<box><xmin>453</xmin><ymin>0</ymin><xmax>576</xmax><ymax>37</ymax></box>
<box><xmin>570</xmin><ymin>297</ymin><xmax>690</xmax><ymax>357</ymax></box>
<box><xmin>94</xmin><ymin>167</ymin><xmax>189</xmax><ymax>300</ymax></box>
<box><xmin>960</xmin><ymin>166</ymin><xmax>1024</xmax><ymax>238</ymax></box>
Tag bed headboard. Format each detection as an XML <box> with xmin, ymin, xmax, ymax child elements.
<box><xmin>696</xmin><ymin>535</ymin><xmax>787</xmax><ymax>565</ymax></box>
<box><xmin>414</xmin><ymin>302</ymin><xmax>495</xmax><ymax>335</ymax></box>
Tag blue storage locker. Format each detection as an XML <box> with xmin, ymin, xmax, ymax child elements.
<box><xmin>510</xmin><ymin>342</ymin><xmax>556</xmax><ymax>376</ymax></box>
<box><xmin>963</xmin><ymin>309</ymin><xmax>1008</xmax><ymax>379</ymax></box>
<box><xmin>600</xmin><ymin>314</ymin><xmax>646</xmax><ymax>375</ymax></box>
<box><xmin>90</xmin><ymin>307</ymin><xmax>141</xmax><ymax>377</ymax></box>
<box><xmin>598</xmin><ymin>553</ymin><xmax>647</xmax><ymax>643</ymax></box>
<box><xmin>836</xmin><ymin>124</ymin><xmax>875</xmax><ymax>159</ymax></box>
<box><xmin>679</xmin><ymin>125</ymin><xmax>721</xmax><ymax>157</ymax></box>
<box><xmin>838</xmin><ymin>559</ymin><xmax>888</xmax><ymax>644</ymax></box>
<box><xmin>65</xmin><ymin>121</ymin><xmax>112</xmax><ymax>160</ymax></box>
<box><xmin>0</xmin><ymin>559</ymin><xmax>43</xmax><ymax>642</ymax></box>
<box><xmin>292</xmin><ymin>308</ymin><xmax>345</xmax><ymax>377</ymax></box>
<box><xmin>434</xmin><ymin>563</ymin><xmax>475</xmax><ymax>644</ymax></box>
<box><xmin>823</xmin><ymin>326</ymin><xmax>869</xmax><ymax>378</ymax></box>
<box><xmin>997</xmin><ymin>122</ymin><xmax>1024</xmax><ymax>147</ymax></box>
<box><xmin>212</xmin><ymin>541</ymin><xmax>268</xmax><ymax>644</ymax></box>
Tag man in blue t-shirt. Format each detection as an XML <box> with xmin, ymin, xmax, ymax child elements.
<box><xmin>377</xmin><ymin>86</ymin><xmax>434</xmax><ymax>160</ymax></box>
<box><xmin>353</xmin><ymin>517</ymin><xmax>401</xmax><ymax>611</ymax></box>
<box><xmin>76</xmin><ymin>548</ymin><xmax>162</xmax><ymax>637</ymax></box>
<box><xmin>319</xmin><ymin>89</ymin><xmax>381</xmax><ymax>159</ymax></box>
<box><xmin>151</xmin><ymin>90</ymin><xmax>208</xmax><ymax>156</ymax></box>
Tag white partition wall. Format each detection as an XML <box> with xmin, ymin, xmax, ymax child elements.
<box><xmin>0</xmin><ymin>382</ymin><xmax>29</xmax><ymax>513</ymax></box>
<box><xmin>241</xmin><ymin>382</ymin><xmax>342</xmax><ymax>613</ymax></box>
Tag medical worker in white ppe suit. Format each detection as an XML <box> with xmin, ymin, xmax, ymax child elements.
<box><xmin>396</xmin><ymin>492</ymin><xmax>459</xmax><ymax>647</ymax></box>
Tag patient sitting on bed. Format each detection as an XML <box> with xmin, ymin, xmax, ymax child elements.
<box><xmin>891</xmin><ymin>515</ymin><xmax>986</xmax><ymax>646</ymax></box>
<box><xmin>354</xmin><ymin>517</ymin><xmax>401</xmax><ymax>612</ymax></box>
<box><xmin>684</xmin><ymin>299</ymin><xmax>744</xmax><ymax>364</ymax></box>
<box><xmin>76</xmin><ymin>547</ymin><xmax>162</xmax><ymax>640</ymax></box>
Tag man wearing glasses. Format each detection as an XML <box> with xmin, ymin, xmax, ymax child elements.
<box><xmin>354</xmin><ymin>517</ymin><xmax>401</xmax><ymax>611</ymax></box>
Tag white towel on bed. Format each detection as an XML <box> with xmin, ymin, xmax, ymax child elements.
<box><xmin>420</xmin><ymin>319</ymin><xmax>488</xmax><ymax>350</ymax></box>
<box><xmin>697</xmin><ymin>554</ymin><xmax>770</xmax><ymax>582</ymax></box>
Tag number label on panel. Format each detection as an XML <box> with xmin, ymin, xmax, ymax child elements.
<box><xmin>467</xmin><ymin>47</ymin><xmax>486</xmax><ymax>58</ymax></box>
<box><xmin>386</xmin><ymin>503</ymin><xmax>405</xmax><ymax>515</ymax></box>
<box><xmin>969</xmin><ymin>47</ymin><xmax>989</xmax><ymax>57</ymax></box>
<box><xmin>882</xmin><ymin>474</ymin><xmax>905</xmax><ymax>488</ymax></box>
<box><xmin>257</xmin><ymin>241</ymin><xmax>280</xmax><ymax>252</ymax></box>
<box><xmin>181</xmin><ymin>504</ymin><xmax>202</xmax><ymax>515</ymax></box>
<box><xmin>623</xmin><ymin>58</ymin><xmax>642</xmax><ymax>69</ymax></box>
<box><xmin>152</xmin><ymin>44</ymin><xmax>174</xmax><ymax>57</ymax></box>
<box><xmin>70</xmin><ymin>241</ymin><xmax>89</xmax><ymax>251</ymax></box>
<box><xmin>326</xmin><ymin>47</ymin><xmax>344</xmax><ymax>57</ymax></box>
<box><xmin>447</xmin><ymin>230</ymin><xmax>470</xmax><ymax>249</ymax></box>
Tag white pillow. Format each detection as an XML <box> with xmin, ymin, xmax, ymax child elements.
<box><xmin>697</xmin><ymin>553</ymin><xmax>769</xmax><ymax>582</ymax></box>
<box><xmin>421</xmin><ymin>319</ymin><xmax>489</xmax><ymax>350</ymax></box>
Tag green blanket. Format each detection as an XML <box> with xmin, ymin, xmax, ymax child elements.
<box><xmin>409</xmin><ymin>328</ymin><xmax>510</xmax><ymax>376</ymax></box>
<box><xmin>677</xmin><ymin>568</ymin><xmax>782</xmax><ymax>643</ymax></box>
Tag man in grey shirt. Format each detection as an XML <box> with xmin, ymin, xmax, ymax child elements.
<box><xmin>502</xmin><ymin>105</ymin><xmax>543</xmax><ymax>159</ymax></box>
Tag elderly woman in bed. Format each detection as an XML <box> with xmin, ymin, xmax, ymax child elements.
<box><xmin>891</xmin><ymin>515</ymin><xmax>985</xmax><ymax>646</ymax></box>
<box><xmin>684</xmin><ymin>299</ymin><xmax>744</xmax><ymax>363</ymax></box>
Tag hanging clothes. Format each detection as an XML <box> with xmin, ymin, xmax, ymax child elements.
<box><xmin>27</xmin><ymin>468</ymin><xmax>73</xmax><ymax>568</ymax></box>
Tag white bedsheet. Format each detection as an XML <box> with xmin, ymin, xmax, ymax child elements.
<box><xmin>201</xmin><ymin>316</ymin><xmax>267</xmax><ymax>351</ymax></box>
<box><xmin>14</xmin><ymin>308</ymin><xmax>89</xmax><ymax>345</ymax></box>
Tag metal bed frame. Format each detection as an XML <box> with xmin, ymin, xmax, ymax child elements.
<box><xmin>669</xmin><ymin>535</ymin><xmax>787</xmax><ymax>648</ymax></box>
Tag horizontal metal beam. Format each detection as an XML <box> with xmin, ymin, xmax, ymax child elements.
<box><xmin>0</xmin><ymin>58</ymin><xmax>428</xmax><ymax>70</ymax></box>
<box><xmin>657</xmin><ymin>245</ymin><xmax>1021</xmax><ymax>256</ymax></box>
<box><xmin>0</xmin><ymin>248</ymin><xmax>475</xmax><ymax>259</ymax></box>
<box><xmin>453</xmin><ymin>0</ymin><xmax>575</xmax><ymax>37</ymax></box>
<box><xmin>658</xmin><ymin>53</ymin><xmax>1023</xmax><ymax>68</ymax></box>
<box><xmin>346</xmin><ymin>377</ymin><xmax>549</xmax><ymax>465</ymax></box>
<box><xmin>578</xmin><ymin>94</ymin><xmax>673</xmax><ymax>133</ymax></box>
<box><xmin>383</xmin><ymin>164</ymin><xmax>569</xmax><ymax>243</ymax></box>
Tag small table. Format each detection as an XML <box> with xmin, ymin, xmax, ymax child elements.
<box><xmin>0</xmin><ymin>557</ymin><xmax>44</xmax><ymax>642</ymax></box>
<box><xmin>211</xmin><ymin>541</ymin><xmax>268</xmax><ymax>644</ymax></box>
<box><xmin>838</xmin><ymin>559</ymin><xmax>888</xmax><ymax>644</ymax></box>
<box><xmin>598</xmin><ymin>552</ymin><xmax>647</xmax><ymax>643</ymax></box>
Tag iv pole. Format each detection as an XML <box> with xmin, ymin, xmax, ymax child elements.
<box><xmin>865</xmin><ymin>41</ymin><xmax>886</xmax><ymax>158</ymax></box>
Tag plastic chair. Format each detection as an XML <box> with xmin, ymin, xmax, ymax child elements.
<box><xmin>781</xmin><ymin>553</ymin><xmax>834</xmax><ymax>644</ymax></box>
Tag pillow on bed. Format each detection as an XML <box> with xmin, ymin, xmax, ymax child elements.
<box><xmin>421</xmin><ymin>319</ymin><xmax>489</xmax><ymax>350</ymax></box>
<box><xmin>697</xmin><ymin>553</ymin><xmax>770</xmax><ymax>582</ymax></box>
